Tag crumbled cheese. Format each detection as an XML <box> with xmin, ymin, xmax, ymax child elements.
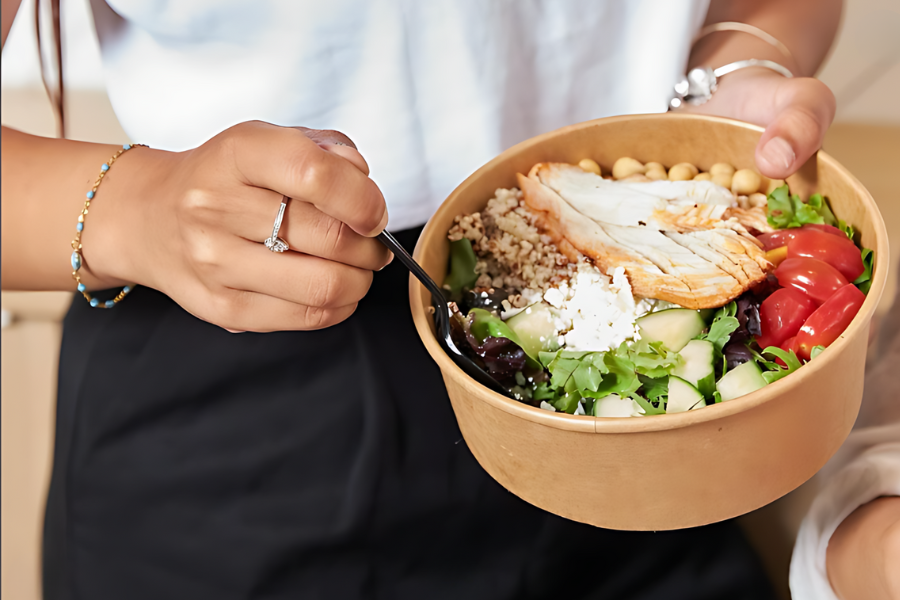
<box><xmin>539</xmin><ymin>401</ymin><xmax>557</xmax><ymax>412</ymax></box>
<box><xmin>552</xmin><ymin>262</ymin><xmax>650</xmax><ymax>352</ymax></box>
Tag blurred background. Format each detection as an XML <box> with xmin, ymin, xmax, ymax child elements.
<box><xmin>2</xmin><ymin>0</ymin><xmax>898</xmax><ymax>597</ymax></box>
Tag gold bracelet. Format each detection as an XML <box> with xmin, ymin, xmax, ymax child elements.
<box><xmin>70</xmin><ymin>143</ymin><xmax>147</xmax><ymax>308</ymax></box>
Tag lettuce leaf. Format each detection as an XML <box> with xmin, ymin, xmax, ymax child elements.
<box><xmin>758</xmin><ymin>346</ymin><xmax>803</xmax><ymax>384</ymax></box>
<box><xmin>766</xmin><ymin>185</ymin><xmax>837</xmax><ymax>230</ymax></box>
<box><xmin>443</xmin><ymin>238</ymin><xmax>478</xmax><ymax>297</ymax></box>
<box><xmin>838</xmin><ymin>219</ymin><xmax>855</xmax><ymax>241</ymax></box>
<box><xmin>853</xmin><ymin>248</ymin><xmax>875</xmax><ymax>295</ymax></box>
<box><xmin>697</xmin><ymin>301</ymin><xmax>740</xmax><ymax>352</ymax></box>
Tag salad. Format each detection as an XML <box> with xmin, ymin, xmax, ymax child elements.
<box><xmin>443</xmin><ymin>157</ymin><xmax>874</xmax><ymax>417</ymax></box>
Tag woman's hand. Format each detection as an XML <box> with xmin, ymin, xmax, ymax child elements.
<box><xmin>85</xmin><ymin>121</ymin><xmax>393</xmax><ymax>332</ymax></box>
<box><xmin>680</xmin><ymin>69</ymin><xmax>837</xmax><ymax>180</ymax></box>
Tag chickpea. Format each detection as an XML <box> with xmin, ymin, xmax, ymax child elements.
<box><xmin>748</xmin><ymin>193</ymin><xmax>768</xmax><ymax>208</ymax></box>
<box><xmin>737</xmin><ymin>195</ymin><xmax>750</xmax><ymax>209</ymax></box>
<box><xmin>693</xmin><ymin>172</ymin><xmax>712</xmax><ymax>181</ymax></box>
<box><xmin>578</xmin><ymin>158</ymin><xmax>602</xmax><ymax>176</ymax></box>
<box><xmin>622</xmin><ymin>173</ymin><xmax>651</xmax><ymax>182</ymax></box>
<box><xmin>710</xmin><ymin>163</ymin><xmax>736</xmax><ymax>177</ymax></box>
<box><xmin>644</xmin><ymin>162</ymin><xmax>667</xmax><ymax>180</ymax></box>
<box><xmin>767</xmin><ymin>178</ymin><xmax>786</xmax><ymax>194</ymax></box>
<box><xmin>612</xmin><ymin>157</ymin><xmax>646</xmax><ymax>180</ymax></box>
<box><xmin>732</xmin><ymin>169</ymin><xmax>762</xmax><ymax>195</ymax></box>
<box><xmin>712</xmin><ymin>172</ymin><xmax>733</xmax><ymax>189</ymax></box>
<box><xmin>668</xmin><ymin>162</ymin><xmax>699</xmax><ymax>181</ymax></box>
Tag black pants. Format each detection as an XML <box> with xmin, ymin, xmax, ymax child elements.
<box><xmin>44</xmin><ymin>227</ymin><xmax>776</xmax><ymax>599</ymax></box>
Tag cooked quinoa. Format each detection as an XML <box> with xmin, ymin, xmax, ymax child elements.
<box><xmin>447</xmin><ymin>188</ymin><xmax>576</xmax><ymax>306</ymax></box>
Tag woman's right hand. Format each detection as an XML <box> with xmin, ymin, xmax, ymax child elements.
<box><xmin>85</xmin><ymin>121</ymin><xmax>392</xmax><ymax>332</ymax></box>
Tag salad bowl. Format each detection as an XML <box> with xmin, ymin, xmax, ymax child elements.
<box><xmin>409</xmin><ymin>113</ymin><xmax>889</xmax><ymax>531</ymax></box>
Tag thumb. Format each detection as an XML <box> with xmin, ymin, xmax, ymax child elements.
<box><xmin>755</xmin><ymin>78</ymin><xmax>836</xmax><ymax>179</ymax></box>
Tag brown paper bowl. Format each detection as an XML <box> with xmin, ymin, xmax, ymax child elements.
<box><xmin>409</xmin><ymin>114</ymin><xmax>889</xmax><ymax>531</ymax></box>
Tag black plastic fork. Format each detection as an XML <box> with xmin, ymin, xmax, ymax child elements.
<box><xmin>377</xmin><ymin>231</ymin><xmax>511</xmax><ymax>397</ymax></box>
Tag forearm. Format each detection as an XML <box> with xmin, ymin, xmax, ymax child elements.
<box><xmin>827</xmin><ymin>496</ymin><xmax>900</xmax><ymax>600</ymax></box>
<box><xmin>692</xmin><ymin>0</ymin><xmax>842</xmax><ymax>76</ymax></box>
<box><xmin>1</xmin><ymin>126</ymin><xmax>129</xmax><ymax>290</ymax></box>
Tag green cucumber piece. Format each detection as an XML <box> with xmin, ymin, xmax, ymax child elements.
<box><xmin>505</xmin><ymin>303</ymin><xmax>559</xmax><ymax>358</ymax></box>
<box><xmin>636</xmin><ymin>308</ymin><xmax>706</xmax><ymax>352</ymax></box>
<box><xmin>672</xmin><ymin>339</ymin><xmax>716</xmax><ymax>398</ymax></box>
<box><xmin>666</xmin><ymin>376</ymin><xmax>706</xmax><ymax>413</ymax></box>
<box><xmin>716</xmin><ymin>360</ymin><xmax>768</xmax><ymax>401</ymax></box>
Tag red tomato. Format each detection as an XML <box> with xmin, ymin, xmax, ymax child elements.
<box><xmin>786</xmin><ymin>228</ymin><xmax>864</xmax><ymax>281</ymax></box>
<box><xmin>795</xmin><ymin>284</ymin><xmax>866</xmax><ymax>360</ymax></box>
<box><xmin>757</xmin><ymin>224</ymin><xmax>848</xmax><ymax>251</ymax></box>
<box><xmin>803</xmin><ymin>223</ymin><xmax>847</xmax><ymax>239</ymax></box>
<box><xmin>756</xmin><ymin>288</ymin><xmax>818</xmax><ymax>349</ymax></box>
<box><xmin>757</xmin><ymin>230</ymin><xmax>796</xmax><ymax>251</ymax></box>
<box><xmin>774</xmin><ymin>258</ymin><xmax>849</xmax><ymax>306</ymax></box>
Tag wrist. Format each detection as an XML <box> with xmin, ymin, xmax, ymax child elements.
<box><xmin>78</xmin><ymin>146</ymin><xmax>179</xmax><ymax>290</ymax></box>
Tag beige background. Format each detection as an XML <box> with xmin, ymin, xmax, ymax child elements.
<box><xmin>2</xmin><ymin>0</ymin><xmax>899</xmax><ymax>598</ymax></box>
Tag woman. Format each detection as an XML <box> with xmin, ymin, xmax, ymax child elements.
<box><xmin>2</xmin><ymin>0</ymin><xmax>841</xmax><ymax>598</ymax></box>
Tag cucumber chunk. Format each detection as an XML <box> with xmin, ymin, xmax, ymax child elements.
<box><xmin>636</xmin><ymin>308</ymin><xmax>706</xmax><ymax>352</ymax></box>
<box><xmin>505</xmin><ymin>303</ymin><xmax>558</xmax><ymax>358</ymax></box>
<box><xmin>672</xmin><ymin>339</ymin><xmax>716</xmax><ymax>398</ymax></box>
<box><xmin>716</xmin><ymin>360</ymin><xmax>767</xmax><ymax>401</ymax></box>
<box><xmin>666</xmin><ymin>376</ymin><xmax>707</xmax><ymax>413</ymax></box>
<box><xmin>593</xmin><ymin>394</ymin><xmax>642</xmax><ymax>418</ymax></box>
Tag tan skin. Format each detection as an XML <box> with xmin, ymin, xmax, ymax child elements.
<box><xmin>1</xmin><ymin>0</ymin><xmax>897</xmax><ymax>595</ymax></box>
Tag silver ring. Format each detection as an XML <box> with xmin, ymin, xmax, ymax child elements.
<box><xmin>264</xmin><ymin>196</ymin><xmax>290</xmax><ymax>253</ymax></box>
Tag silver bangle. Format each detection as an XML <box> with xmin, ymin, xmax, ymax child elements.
<box><xmin>693</xmin><ymin>22</ymin><xmax>794</xmax><ymax>62</ymax></box>
<box><xmin>669</xmin><ymin>59</ymin><xmax>793</xmax><ymax>110</ymax></box>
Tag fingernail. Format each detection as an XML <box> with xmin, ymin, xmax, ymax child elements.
<box><xmin>377</xmin><ymin>252</ymin><xmax>395</xmax><ymax>272</ymax></box>
<box><xmin>761</xmin><ymin>136</ymin><xmax>795</xmax><ymax>171</ymax></box>
<box><xmin>367</xmin><ymin>209</ymin><xmax>389</xmax><ymax>237</ymax></box>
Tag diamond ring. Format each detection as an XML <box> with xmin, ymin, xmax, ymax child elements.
<box><xmin>265</xmin><ymin>196</ymin><xmax>290</xmax><ymax>253</ymax></box>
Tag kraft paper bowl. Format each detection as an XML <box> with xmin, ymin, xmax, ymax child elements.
<box><xmin>409</xmin><ymin>114</ymin><xmax>889</xmax><ymax>531</ymax></box>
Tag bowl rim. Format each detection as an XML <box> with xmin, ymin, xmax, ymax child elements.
<box><xmin>409</xmin><ymin>113</ymin><xmax>890</xmax><ymax>435</ymax></box>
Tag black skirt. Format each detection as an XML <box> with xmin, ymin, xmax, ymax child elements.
<box><xmin>44</xmin><ymin>227</ymin><xmax>776</xmax><ymax>600</ymax></box>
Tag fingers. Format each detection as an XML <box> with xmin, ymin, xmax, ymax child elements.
<box><xmin>227</xmin><ymin>121</ymin><xmax>388</xmax><ymax>237</ymax></box>
<box><xmin>215</xmin><ymin>187</ymin><xmax>393</xmax><ymax>271</ymax></box>
<box><xmin>755</xmin><ymin>78</ymin><xmax>836</xmax><ymax>179</ymax></box>
<box><xmin>216</xmin><ymin>238</ymin><xmax>373</xmax><ymax>311</ymax></box>
<box><xmin>294</xmin><ymin>126</ymin><xmax>370</xmax><ymax>175</ymax></box>
<box><xmin>208</xmin><ymin>291</ymin><xmax>359</xmax><ymax>332</ymax></box>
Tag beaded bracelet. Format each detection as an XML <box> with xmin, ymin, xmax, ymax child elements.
<box><xmin>70</xmin><ymin>143</ymin><xmax>147</xmax><ymax>308</ymax></box>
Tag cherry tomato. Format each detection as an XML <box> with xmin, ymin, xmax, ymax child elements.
<box><xmin>803</xmin><ymin>223</ymin><xmax>847</xmax><ymax>239</ymax></box>
<box><xmin>786</xmin><ymin>228</ymin><xmax>864</xmax><ymax>281</ymax></box>
<box><xmin>757</xmin><ymin>230</ymin><xmax>796</xmax><ymax>251</ymax></box>
<box><xmin>774</xmin><ymin>258</ymin><xmax>849</xmax><ymax>306</ymax></box>
<box><xmin>757</xmin><ymin>224</ymin><xmax>848</xmax><ymax>251</ymax></box>
<box><xmin>795</xmin><ymin>284</ymin><xmax>866</xmax><ymax>360</ymax></box>
<box><xmin>756</xmin><ymin>288</ymin><xmax>818</xmax><ymax>349</ymax></box>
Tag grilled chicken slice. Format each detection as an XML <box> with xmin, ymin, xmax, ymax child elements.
<box><xmin>516</xmin><ymin>173</ymin><xmax>698</xmax><ymax>305</ymax></box>
<box><xmin>518</xmin><ymin>164</ymin><xmax>772</xmax><ymax>309</ymax></box>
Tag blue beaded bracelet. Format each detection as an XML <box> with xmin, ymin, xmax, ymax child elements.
<box><xmin>70</xmin><ymin>144</ymin><xmax>146</xmax><ymax>308</ymax></box>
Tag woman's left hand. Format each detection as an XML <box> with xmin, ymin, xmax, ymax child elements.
<box><xmin>680</xmin><ymin>69</ymin><xmax>836</xmax><ymax>180</ymax></box>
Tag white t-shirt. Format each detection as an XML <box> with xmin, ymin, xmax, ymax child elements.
<box><xmin>88</xmin><ymin>0</ymin><xmax>709</xmax><ymax>230</ymax></box>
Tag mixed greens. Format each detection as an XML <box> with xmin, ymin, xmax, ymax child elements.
<box><xmin>443</xmin><ymin>185</ymin><xmax>874</xmax><ymax>417</ymax></box>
